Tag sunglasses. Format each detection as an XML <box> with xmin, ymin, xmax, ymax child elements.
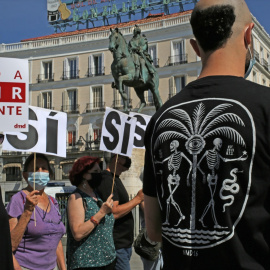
<box><xmin>0</xmin><ymin>134</ymin><xmax>4</xmax><ymax>145</ymax></box>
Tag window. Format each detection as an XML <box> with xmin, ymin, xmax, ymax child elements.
<box><xmin>169</xmin><ymin>76</ymin><xmax>186</xmax><ymax>98</ymax></box>
<box><xmin>113</xmin><ymin>87</ymin><xmax>131</xmax><ymax>108</ymax></box>
<box><xmin>172</xmin><ymin>40</ymin><xmax>186</xmax><ymax>64</ymax></box>
<box><xmin>260</xmin><ymin>47</ymin><xmax>264</xmax><ymax>65</ymax></box>
<box><xmin>93</xmin><ymin>129</ymin><xmax>101</xmax><ymax>141</ymax></box>
<box><xmin>64</xmin><ymin>57</ymin><xmax>79</xmax><ymax>79</ymax></box>
<box><xmin>175</xmin><ymin>76</ymin><xmax>186</xmax><ymax>93</ymax></box>
<box><xmin>68</xmin><ymin>130</ymin><xmax>76</xmax><ymax>147</ymax></box>
<box><xmin>144</xmin><ymin>90</ymin><xmax>154</xmax><ymax>105</ymax></box>
<box><xmin>148</xmin><ymin>45</ymin><xmax>158</xmax><ymax>67</ymax></box>
<box><xmin>4</xmin><ymin>166</ymin><xmax>21</xmax><ymax>182</ymax></box>
<box><xmin>68</xmin><ymin>90</ymin><xmax>77</xmax><ymax>111</ymax></box>
<box><xmin>69</xmin><ymin>59</ymin><xmax>77</xmax><ymax>79</ymax></box>
<box><xmin>268</xmin><ymin>53</ymin><xmax>270</xmax><ymax>71</ymax></box>
<box><xmin>262</xmin><ymin>79</ymin><xmax>266</xmax><ymax>86</ymax></box>
<box><xmin>62</xmin><ymin>89</ymin><xmax>78</xmax><ymax>113</ymax></box>
<box><xmin>89</xmin><ymin>54</ymin><xmax>104</xmax><ymax>76</ymax></box>
<box><xmin>92</xmin><ymin>86</ymin><xmax>103</xmax><ymax>109</ymax></box>
<box><xmin>43</xmin><ymin>61</ymin><xmax>53</xmax><ymax>80</ymax></box>
<box><xmin>42</xmin><ymin>92</ymin><xmax>52</xmax><ymax>109</ymax></box>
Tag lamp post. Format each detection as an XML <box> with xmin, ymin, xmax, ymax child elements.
<box><xmin>76</xmin><ymin>135</ymin><xmax>100</xmax><ymax>154</ymax></box>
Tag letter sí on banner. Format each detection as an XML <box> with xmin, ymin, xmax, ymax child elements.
<box><xmin>99</xmin><ymin>108</ymin><xmax>152</xmax><ymax>156</ymax></box>
<box><xmin>100</xmin><ymin>107</ymin><xmax>137</xmax><ymax>157</ymax></box>
<box><xmin>3</xmin><ymin>106</ymin><xmax>67</xmax><ymax>158</ymax></box>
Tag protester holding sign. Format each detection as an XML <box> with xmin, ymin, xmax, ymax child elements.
<box><xmin>96</xmin><ymin>154</ymin><xmax>144</xmax><ymax>270</ymax></box>
<box><xmin>66</xmin><ymin>156</ymin><xmax>116</xmax><ymax>270</ymax></box>
<box><xmin>6</xmin><ymin>153</ymin><xmax>66</xmax><ymax>270</ymax></box>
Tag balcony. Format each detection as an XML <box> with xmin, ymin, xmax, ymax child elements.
<box><xmin>37</xmin><ymin>73</ymin><xmax>54</xmax><ymax>83</ymax></box>
<box><xmin>86</xmin><ymin>67</ymin><xmax>105</xmax><ymax>77</ymax></box>
<box><xmin>41</xmin><ymin>106</ymin><xmax>55</xmax><ymax>110</ymax></box>
<box><xmin>166</xmin><ymin>54</ymin><xmax>188</xmax><ymax>66</ymax></box>
<box><xmin>61</xmin><ymin>104</ymin><xmax>80</xmax><ymax>114</ymax></box>
<box><xmin>112</xmin><ymin>99</ymin><xmax>133</xmax><ymax>110</ymax></box>
<box><xmin>86</xmin><ymin>102</ymin><xmax>106</xmax><ymax>113</ymax></box>
<box><xmin>62</xmin><ymin>70</ymin><xmax>80</xmax><ymax>80</ymax></box>
<box><xmin>66</xmin><ymin>146</ymin><xmax>80</xmax><ymax>152</ymax></box>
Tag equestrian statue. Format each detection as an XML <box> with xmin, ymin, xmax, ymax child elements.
<box><xmin>109</xmin><ymin>25</ymin><xmax>163</xmax><ymax>113</ymax></box>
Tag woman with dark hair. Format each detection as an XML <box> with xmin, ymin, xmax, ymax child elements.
<box><xmin>66</xmin><ymin>156</ymin><xmax>116</xmax><ymax>270</ymax></box>
<box><xmin>6</xmin><ymin>153</ymin><xmax>66</xmax><ymax>270</ymax></box>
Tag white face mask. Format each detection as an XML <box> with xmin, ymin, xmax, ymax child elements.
<box><xmin>244</xmin><ymin>46</ymin><xmax>256</xmax><ymax>79</ymax></box>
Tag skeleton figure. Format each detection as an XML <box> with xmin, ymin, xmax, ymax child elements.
<box><xmin>197</xmin><ymin>138</ymin><xmax>248</xmax><ymax>228</ymax></box>
<box><xmin>156</xmin><ymin>140</ymin><xmax>192</xmax><ymax>226</ymax></box>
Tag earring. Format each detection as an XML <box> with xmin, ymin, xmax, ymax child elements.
<box><xmin>82</xmin><ymin>181</ymin><xmax>87</xmax><ymax>189</ymax></box>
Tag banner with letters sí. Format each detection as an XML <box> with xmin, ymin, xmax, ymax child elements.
<box><xmin>0</xmin><ymin>57</ymin><xmax>29</xmax><ymax>132</ymax></box>
<box><xmin>3</xmin><ymin>106</ymin><xmax>67</xmax><ymax>158</ymax></box>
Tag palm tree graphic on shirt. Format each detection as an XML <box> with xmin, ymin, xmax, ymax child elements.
<box><xmin>154</xmin><ymin>102</ymin><xmax>247</xmax><ymax>230</ymax></box>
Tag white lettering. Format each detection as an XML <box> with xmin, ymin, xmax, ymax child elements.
<box><xmin>183</xmin><ymin>250</ymin><xmax>198</xmax><ymax>257</ymax></box>
<box><xmin>12</xmin><ymin>87</ymin><xmax>22</xmax><ymax>99</ymax></box>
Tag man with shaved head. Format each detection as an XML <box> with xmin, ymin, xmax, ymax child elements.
<box><xmin>143</xmin><ymin>0</ymin><xmax>270</xmax><ymax>269</ymax></box>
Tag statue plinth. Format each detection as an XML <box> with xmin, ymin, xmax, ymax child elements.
<box><xmin>120</xmin><ymin>148</ymin><xmax>145</xmax><ymax>196</ymax></box>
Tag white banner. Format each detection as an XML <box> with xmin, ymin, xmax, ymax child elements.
<box><xmin>129</xmin><ymin>112</ymin><xmax>151</xmax><ymax>149</ymax></box>
<box><xmin>100</xmin><ymin>107</ymin><xmax>137</xmax><ymax>157</ymax></box>
<box><xmin>0</xmin><ymin>57</ymin><xmax>29</xmax><ymax>132</ymax></box>
<box><xmin>3</xmin><ymin>106</ymin><xmax>67</xmax><ymax>158</ymax></box>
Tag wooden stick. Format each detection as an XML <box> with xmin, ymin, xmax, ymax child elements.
<box><xmin>33</xmin><ymin>153</ymin><xmax>36</xmax><ymax>227</ymax></box>
<box><xmin>111</xmin><ymin>154</ymin><xmax>118</xmax><ymax>194</ymax></box>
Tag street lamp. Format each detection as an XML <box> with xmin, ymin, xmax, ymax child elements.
<box><xmin>76</xmin><ymin>135</ymin><xmax>100</xmax><ymax>153</ymax></box>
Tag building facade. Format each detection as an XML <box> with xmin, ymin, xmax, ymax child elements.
<box><xmin>0</xmin><ymin>11</ymin><xmax>269</xmax><ymax>203</ymax></box>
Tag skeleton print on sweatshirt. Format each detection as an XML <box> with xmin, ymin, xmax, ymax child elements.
<box><xmin>151</xmin><ymin>98</ymin><xmax>255</xmax><ymax>249</ymax></box>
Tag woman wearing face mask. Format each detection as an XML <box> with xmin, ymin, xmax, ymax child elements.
<box><xmin>6</xmin><ymin>153</ymin><xmax>66</xmax><ymax>270</ymax></box>
<box><xmin>66</xmin><ymin>156</ymin><xmax>115</xmax><ymax>270</ymax></box>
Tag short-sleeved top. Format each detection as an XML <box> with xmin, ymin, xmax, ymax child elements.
<box><xmin>0</xmin><ymin>192</ymin><xmax>13</xmax><ymax>270</ymax></box>
<box><xmin>97</xmin><ymin>170</ymin><xmax>134</xmax><ymax>250</ymax></box>
<box><xmin>66</xmin><ymin>188</ymin><xmax>116</xmax><ymax>270</ymax></box>
<box><xmin>143</xmin><ymin>76</ymin><xmax>270</xmax><ymax>270</ymax></box>
<box><xmin>6</xmin><ymin>191</ymin><xmax>66</xmax><ymax>270</ymax></box>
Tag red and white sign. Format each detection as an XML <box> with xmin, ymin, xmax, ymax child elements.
<box><xmin>0</xmin><ymin>58</ymin><xmax>29</xmax><ymax>132</ymax></box>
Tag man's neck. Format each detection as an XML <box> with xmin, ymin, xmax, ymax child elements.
<box><xmin>198</xmin><ymin>47</ymin><xmax>245</xmax><ymax>79</ymax></box>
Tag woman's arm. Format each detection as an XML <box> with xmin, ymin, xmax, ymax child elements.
<box><xmin>68</xmin><ymin>193</ymin><xmax>113</xmax><ymax>241</ymax></box>
<box><xmin>9</xmin><ymin>191</ymin><xmax>39</xmax><ymax>251</ymax></box>
<box><xmin>13</xmin><ymin>255</ymin><xmax>22</xmax><ymax>270</ymax></box>
<box><xmin>56</xmin><ymin>240</ymin><xmax>66</xmax><ymax>270</ymax></box>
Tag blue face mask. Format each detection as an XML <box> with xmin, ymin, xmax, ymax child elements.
<box><xmin>244</xmin><ymin>46</ymin><xmax>256</xmax><ymax>79</ymax></box>
<box><xmin>28</xmin><ymin>172</ymin><xmax>50</xmax><ymax>191</ymax></box>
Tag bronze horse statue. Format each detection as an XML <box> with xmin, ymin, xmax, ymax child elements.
<box><xmin>109</xmin><ymin>28</ymin><xmax>163</xmax><ymax>113</ymax></box>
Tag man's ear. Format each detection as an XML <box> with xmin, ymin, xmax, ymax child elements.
<box><xmin>244</xmin><ymin>23</ymin><xmax>254</xmax><ymax>46</ymax></box>
<box><xmin>190</xmin><ymin>39</ymin><xmax>201</xmax><ymax>57</ymax></box>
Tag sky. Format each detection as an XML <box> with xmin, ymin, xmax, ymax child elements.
<box><xmin>0</xmin><ymin>0</ymin><xmax>269</xmax><ymax>44</ymax></box>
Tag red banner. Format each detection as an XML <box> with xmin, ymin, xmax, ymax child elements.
<box><xmin>0</xmin><ymin>82</ymin><xmax>26</xmax><ymax>102</ymax></box>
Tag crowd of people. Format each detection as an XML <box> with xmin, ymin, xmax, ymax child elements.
<box><xmin>0</xmin><ymin>152</ymin><xmax>160</xmax><ymax>270</ymax></box>
<box><xmin>1</xmin><ymin>0</ymin><xmax>270</xmax><ymax>269</ymax></box>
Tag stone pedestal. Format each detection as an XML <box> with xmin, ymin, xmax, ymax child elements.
<box><xmin>120</xmin><ymin>148</ymin><xmax>145</xmax><ymax>196</ymax></box>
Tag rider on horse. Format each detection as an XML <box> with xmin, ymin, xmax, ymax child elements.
<box><xmin>128</xmin><ymin>25</ymin><xmax>156</xmax><ymax>83</ymax></box>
